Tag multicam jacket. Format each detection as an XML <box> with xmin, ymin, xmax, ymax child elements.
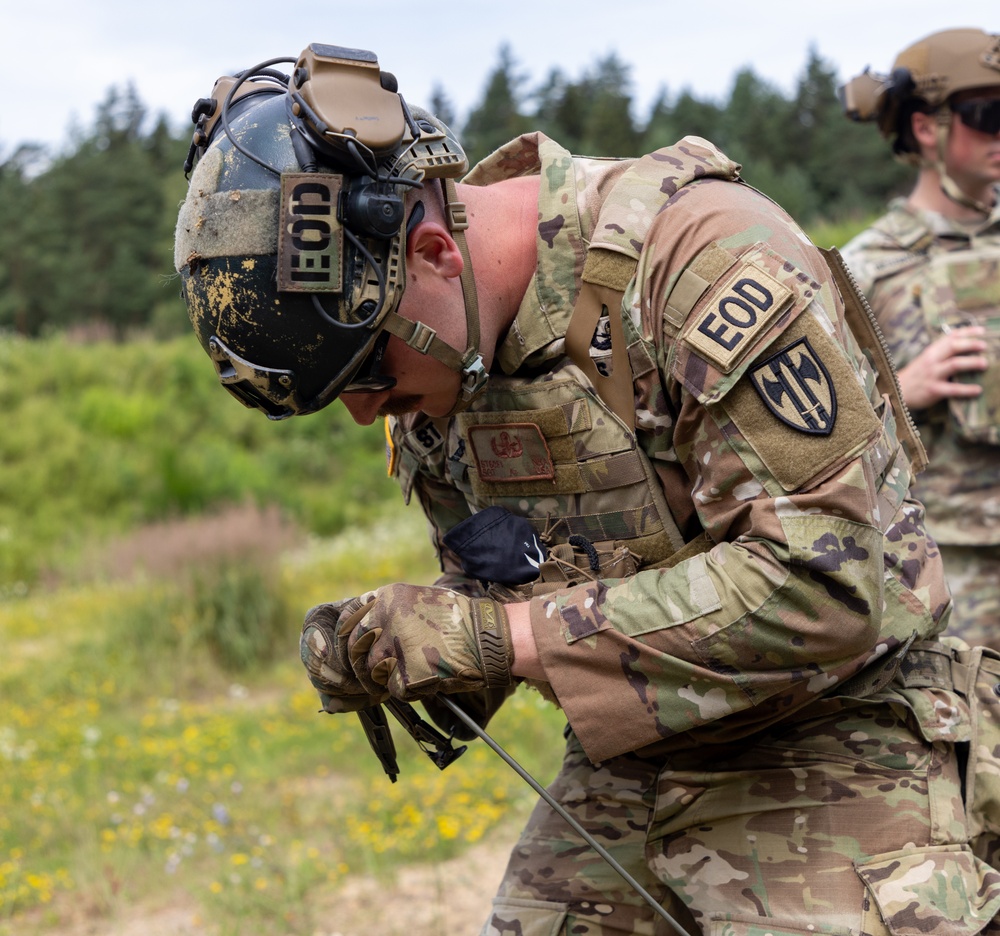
<box><xmin>841</xmin><ymin>196</ymin><xmax>1000</xmax><ymax>546</ymax></box>
<box><xmin>389</xmin><ymin>134</ymin><xmax>951</xmax><ymax>763</ymax></box>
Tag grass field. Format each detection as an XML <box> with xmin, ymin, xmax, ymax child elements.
<box><xmin>1</xmin><ymin>507</ymin><xmax>567</xmax><ymax>935</ymax></box>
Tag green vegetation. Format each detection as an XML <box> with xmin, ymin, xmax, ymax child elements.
<box><xmin>0</xmin><ymin>46</ymin><xmax>911</xmax><ymax>340</ymax></box>
<box><xmin>1</xmin><ymin>507</ymin><xmax>567</xmax><ymax>935</ymax></box>
<box><xmin>0</xmin><ymin>328</ymin><xmax>567</xmax><ymax>933</ymax></box>
<box><xmin>0</xmin><ymin>333</ymin><xmax>398</xmax><ymax>591</ymax></box>
<box><xmin>0</xmin><ymin>41</ymin><xmax>909</xmax><ymax>936</ymax></box>
<box><xmin>806</xmin><ymin>214</ymin><xmax>880</xmax><ymax>252</ymax></box>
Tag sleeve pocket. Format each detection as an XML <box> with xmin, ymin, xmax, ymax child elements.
<box><xmin>611</xmin><ymin>552</ymin><xmax>722</xmax><ymax>639</ymax></box>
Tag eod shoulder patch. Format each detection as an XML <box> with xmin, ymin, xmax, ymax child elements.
<box><xmin>685</xmin><ymin>256</ymin><xmax>794</xmax><ymax>373</ymax></box>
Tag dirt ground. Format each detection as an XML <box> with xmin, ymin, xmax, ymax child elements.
<box><xmin>314</xmin><ymin>827</ymin><xmax>513</xmax><ymax>936</ymax></box>
<box><xmin>30</xmin><ymin>823</ymin><xmax>516</xmax><ymax>936</ymax></box>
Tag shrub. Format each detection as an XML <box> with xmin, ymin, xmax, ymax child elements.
<box><xmin>0</xmin><ymin>334</ymin><xmax>399</xmax><ymax>591</ymax></box>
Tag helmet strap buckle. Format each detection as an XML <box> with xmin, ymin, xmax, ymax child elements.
<box><xmin>404</xmin><ymin>320</ymin><xmax>438</xmax><ymax>356</ymax></box>
<box><xmin>458</xmin><ymin>354</ymin><xmax>489</xmax><ymax>404</ymax></box>
<box><xmin>446</xmin><ymin>200</ymin><xmax>469</xmax><ymax>232</ymax></box>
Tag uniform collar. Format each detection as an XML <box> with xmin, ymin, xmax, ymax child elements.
<box><xmin>893</xmin><ymin>184</ymin><xmax>1000</xmax><ymax>239</ymax></box>
<box><xmin>464</xmin><ymin>133</ymin><xmax>586</xmax><ymax>374</ymax></box>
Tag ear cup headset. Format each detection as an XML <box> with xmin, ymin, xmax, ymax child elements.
<box><xmin>176</xmin><ymin>43</ymin><xmax>487</xmax><ymax>419</ymax></box>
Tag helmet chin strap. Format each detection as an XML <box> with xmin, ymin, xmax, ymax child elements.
<box><xmin>933</xmin><ymin>112</ymin><xmax>996</xmax><ymax>215</ymax></box>
<box><xmin>380</xmin><ymin>177</ymin><xmax>489</xmax><ymax>415</ymax></box>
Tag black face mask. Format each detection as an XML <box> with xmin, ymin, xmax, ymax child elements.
<box><xmin>443</xmin><ymin>507</ymin><xmax>548</xmax><ymax>587</ymax></box>
<box><xmin>951</xmin><ymin>96</ymin><xmax>1000</xmax><ymax>136</ymax></box>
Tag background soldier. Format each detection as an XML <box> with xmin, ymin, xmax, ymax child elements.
<box><xmin>175</xmin><ymin>43</ymin><xmax>1000</xmax><ymax>935</ymax></box>
<box><xmin>840</xmin><ymin>27</ymin><xmax>1000</xmax><ymax>651</ymax></box>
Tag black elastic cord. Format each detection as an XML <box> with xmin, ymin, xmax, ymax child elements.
<box><xmin>568</xmin><ymin>535</ymin><xmax>601</xmax><ymax>572</ymax></box>
<box><xmin>219</xmin><ymin>57</ymin><xmax>295</xmax><ymax>176</ymax></box>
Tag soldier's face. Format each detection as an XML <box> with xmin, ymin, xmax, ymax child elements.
<box><xmin>944</xmin><ymin>87</ymin><xmax>1000</xmax><ymax>193</ymax></box>
<box><xmin>339</xmin><ymin>222</ymin><xmax>475</xmax><ymax>426</ymax></box>
<box><xmin>338</xmin><ymin>269</ymin><xmax>467</xmax><ymax>426</ymax></box>
<box><xmin>338</xmin><ymin>334</ymin><xmax>462</xmax><ymax>425</ymax></box>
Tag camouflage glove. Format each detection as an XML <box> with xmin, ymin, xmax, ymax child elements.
<box><xmin>300</xmin><ymin>597</ymin><xmax>388</xmax><ymax>713</ymax></box>
<box><xmin>345</xmin><ymin>583</ymin><xmax>513</xmax><ymax>699</ymax></box>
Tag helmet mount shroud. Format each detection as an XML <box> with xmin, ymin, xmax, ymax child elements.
<box><xmin>176</xmin><ymin>43</ymin><xmax>487</xmax><ymax>419</ymax></box>
<box><xmin>839</xmin><ymin>28</ymin><xmax>1000</xmax><ymax>214</ymax></box>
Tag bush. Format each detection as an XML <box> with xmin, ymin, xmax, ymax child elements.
<box><xmin>87</xmin><ymin>505</ymin><xmax>301</xmax><ymax>693</ymax></box>
<box><xmin>187</xmin><ymin>557</ymin><xmax>293</xmax><ymax>673</ymax></box>
<box><xmin>0</xmin><ymin>334</ymin><xmax>400</xmax><ymax>591</ymax></box>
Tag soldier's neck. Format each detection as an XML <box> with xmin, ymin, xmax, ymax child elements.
<box><xmin>460</xmin><ymin>176</ymin><xmax>541</xmax><ymax>344</ymax></box>
<box><xmin>907</xmin><ymin>168</ymin><xmax>994</xmax><ymax>221</ymax></box>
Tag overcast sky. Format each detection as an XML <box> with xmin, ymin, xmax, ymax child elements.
<box><xmin>2</xmin><ymin>1</ymin><xmax>996</xmax><ymax>154</ymax></box>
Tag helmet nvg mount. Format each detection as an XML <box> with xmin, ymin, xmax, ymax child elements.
<box><xmin>839</xmin><ymin>28</ymin><xmax>1000</xmax><ymax>209</ymax></box>
<box><xmin>175</xmin><ymin>43</ymin><xmax>488</xmax><ymax>419</ymax></box>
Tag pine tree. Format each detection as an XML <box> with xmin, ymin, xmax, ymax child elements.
<box><xmin>461</xmin><ymin>44</ymin><xmax>532</xmax><ymax>164</ymax></box>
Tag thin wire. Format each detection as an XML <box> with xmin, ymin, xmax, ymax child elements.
<box><xmin>219</xmin><ymin>56</ymin><xmax>296</xmax><ymax>176</ymax></box>
<box><xmin>438</xmin><ymin>696</ymin><xmax>694</xmax><ymax>936</ymax></box>
<box><xmin>312</xmin><ymin>227</ymin><xmax>386</xmax><ymax>330</ymax></box>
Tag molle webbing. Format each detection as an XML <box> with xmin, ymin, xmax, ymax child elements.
<box><xmin>460</xmin><ymin>402</ymin><xmax>655</xmax><ymax>498</ymax></box>
<box><xmin>469</xmin><ymin>449</ymin><xmax>649</xmax><ymax>499</ymax></box>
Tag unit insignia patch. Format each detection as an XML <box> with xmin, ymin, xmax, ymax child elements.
<box><xmin>749</xmin><ymin>337</ymin><xmax>837</xmax><ymax>435</ymax></box>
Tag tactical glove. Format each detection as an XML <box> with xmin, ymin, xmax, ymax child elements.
<box><xmin>344</xmin><ymin>583</ymin><xmax>514</xmax><ymax>699</ymax></box>
<box><xmin>300</xmin><ymin>597</ymin><xmax>389</xmax><ymax>713</ymax></box>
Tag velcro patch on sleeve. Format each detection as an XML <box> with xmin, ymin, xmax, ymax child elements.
<box><xmin>684</xmin><ymin>257</ymin><xmax>795</xmax><ymax>373</ymax></box>
<box><xmin>722</xmin><ymin>313</ymin><xmax>881</xmax><ymax>492</ymax></box>
<box><xmin>402</xmin><ymin>419</ymin><xmax>445</xmax><ymax>457</ymax></box>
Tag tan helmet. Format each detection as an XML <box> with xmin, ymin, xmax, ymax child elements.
<box><xmin>841</xmin><ymin>27</ymin><xmax>1000</xmax><ymax>153</ymax></box>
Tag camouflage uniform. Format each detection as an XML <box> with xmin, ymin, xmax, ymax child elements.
<box><xmin>388</xmin><ymin>135</ymin><xmax>1000</xmax><ymax>934</ymax></box>
<box><xmin>841</xmin><ymin>195</ymin><xmax>1000</xmax><ymax>651</ymax></box>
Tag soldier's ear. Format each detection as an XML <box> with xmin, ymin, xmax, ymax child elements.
<box><xmin>406</xmin><ymin>220</ymin><xmax>464</xmax><ymax>280</ymax></box>
<box><xmin>910</xmin><ymin>110</ymin><xmax>939</xmax><ymax>152</ymax></box>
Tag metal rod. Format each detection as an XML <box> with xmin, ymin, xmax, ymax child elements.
<box><xmin>438</xmin><ymin>696</ymin><xmax>693</xmax><ymax>936</ymax></box>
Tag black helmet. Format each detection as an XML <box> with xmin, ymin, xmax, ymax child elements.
<box><xmin>175</xmin><ymin>44</ymin><xmax>484</xmax><ymax>419</ymax></box>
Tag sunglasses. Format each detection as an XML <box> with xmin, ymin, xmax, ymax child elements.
<box><xmin>341</xmin><ymin>330</ymin><xmax>397</xmax><ymax>394</ymax></box>
<box><xmin>951</xmin><ymin>97</ymin><xmax>1000</xmax><ymax>136</ymax></box>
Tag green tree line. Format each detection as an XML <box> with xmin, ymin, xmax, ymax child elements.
<box><xmin>0</xmin><ymin>46</ymin><xmax>912</xmax><ymax>338</ymax></box>
<box><xmin>0</xmin><ymin>333</ymin><xmax>396</xmax><ymax>590</ymax></box>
